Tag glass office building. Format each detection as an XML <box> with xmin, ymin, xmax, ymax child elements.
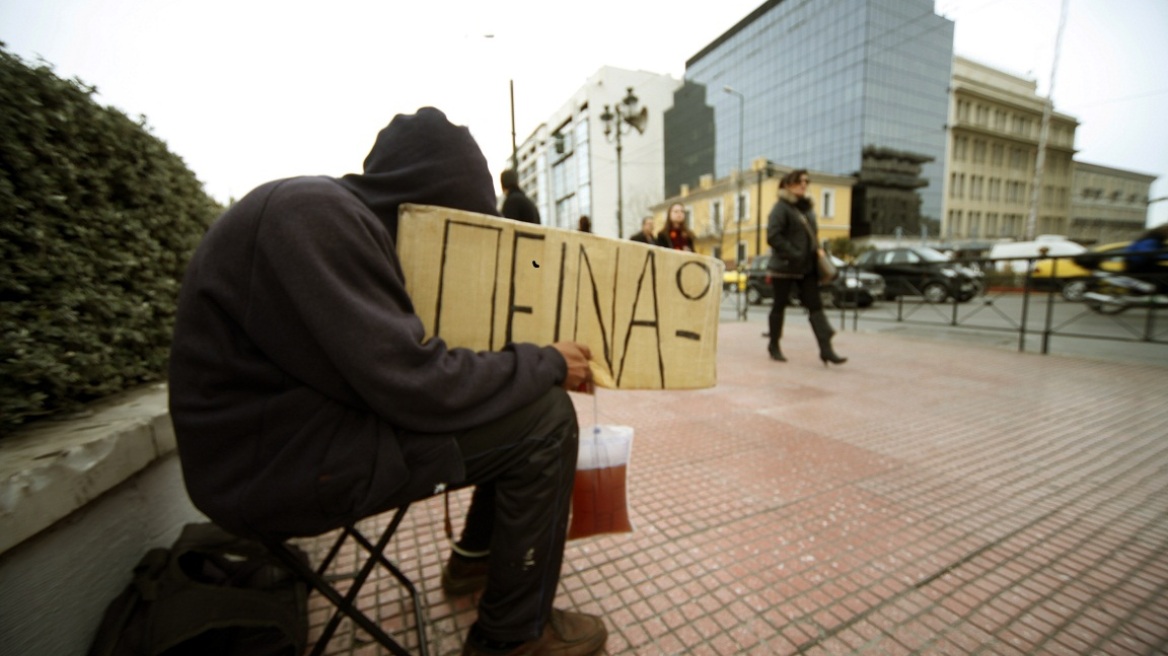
<box><xmin>680</xmin><ymin>0</ymin><xmax>954</xmax><ymax>223</ymax></box>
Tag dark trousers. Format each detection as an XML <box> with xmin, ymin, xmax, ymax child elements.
<box><xmin>769</xmin><ymin>271</ymin><xmax>822</xmax><ymax>341</ymax></box>
<box><xmin>435</xmin><ymin>387</ymin><xmax>579</xmax><ymax>642</ymax></box>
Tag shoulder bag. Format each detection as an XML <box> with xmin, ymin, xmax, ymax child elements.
<box><xmin>791</xmin><ymin>209</ymin><xmax>837</xmax><ymax>284</ymax></box>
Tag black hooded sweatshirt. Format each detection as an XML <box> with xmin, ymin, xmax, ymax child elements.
<box><xmin>168</xmin><ymin>108</ymin><xmax>567</xmax><ymax>538</ymax></box>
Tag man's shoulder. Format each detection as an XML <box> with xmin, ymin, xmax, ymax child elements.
<box><xmin>265</xmin><ymin>176</ymin><xmax>351</xmax><ymax>203</ymax></box>
<box><xmin>231</xmin><ymin>176</ymin><xmax>349</xmax><ymax>209</ymax></box>
<box><xmin>215</xmin><ymin>176</ymin><xmax>367</xmax><ymax>239</ymax></box>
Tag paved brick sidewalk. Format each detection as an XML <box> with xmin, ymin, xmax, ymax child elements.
<box><xmin>297</xmin><ymin>319</ymin><xmax>1168</xmax><ymax>655</ymax></box>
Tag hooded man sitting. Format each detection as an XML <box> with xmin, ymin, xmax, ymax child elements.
<box><xmin>168</xmin><ymin>107</ymin><xmax>606</xmax><ymax>656</ymax></box>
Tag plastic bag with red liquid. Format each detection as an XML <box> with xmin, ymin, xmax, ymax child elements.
<box><xmin>568</xmin><ymin>425</ymin><xmax>634</xmax><ymax>540</ymax></box>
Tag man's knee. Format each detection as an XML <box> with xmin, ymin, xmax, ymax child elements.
<box><xmin>532</xmin><ymin>387</ymin><xmax>578</xmax><ymax>453</ymax></box>
<box><xmin>454</xmin><ymin>387</ymin><xmax>578</xmax><ymax>470</ymax></box>
<box><xmin>542</xmin><ymin>387</ymin><xmax>575</xmax><ymax>425</ymax></box>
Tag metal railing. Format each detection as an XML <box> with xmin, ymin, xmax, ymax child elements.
<box><xmin>720</xmin><ymin>249</ymin><xmax>1167</xmax><ymax>354</ymax></box>
<box><xmin>830</xmin><ymin>249</ymin><xmax>1168</xmax><ymax>355</ymax></box>
<box><xmin>780</xmin><ymin>247</ymin><xmax>1163</xmax><ymax>354</ymax></box>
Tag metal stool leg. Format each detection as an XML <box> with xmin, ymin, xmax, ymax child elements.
<box><xmin>263</xmin><ymin>504</ymin><xmax>429</xmax><ymax>656</ymax></box>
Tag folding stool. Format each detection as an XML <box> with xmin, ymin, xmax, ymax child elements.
<box><xmin>260</xmin><ymin>504</ymin><xmax>430</xmax><ymax>656</ymax></box>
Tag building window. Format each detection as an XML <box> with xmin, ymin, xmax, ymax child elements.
<box><xmin>1003</xmin><ymin>213</ymin><xmax>1021</xmax><ymax>236</ymax></box>
<box><xmin>1006</xmin><ymin>181</ymin><xmax>1024</xmax><ymax>204</ymax></box>
<box><xmin>710</xmin><ymin>199</ymin><xmax>723</xmax><ymax>233</ymax></box>
<box><xmin>821</xmin><ymin>189</ymin><xmax>834</xmax><ymax>218</ymax></box>
<box><xmin>954</xmin><ymin>136</ymin><xmax>968</xmax><ymax>161</ymax></box>
<box><xmin>957</xmin><ymin>100</ymin><xmax>970</xmax><ymax>122</ymax></box>
<box><xmin>1010</xmin><ymin>148</ymin><xmax>1025</xmax><ymax>170</ymax></box>
<box><xmin>737</xmin><ymin>190</ymin><xmax>750</xmax><ymax>222</ymax></box>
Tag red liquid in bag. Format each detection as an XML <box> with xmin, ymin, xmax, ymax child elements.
<box><xmin>568</xmin><ymin>464</ymin><xmax>631</xmax><ymax>539</ymax></box>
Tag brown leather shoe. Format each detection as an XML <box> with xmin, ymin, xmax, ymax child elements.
<box><xmin>441</xmin><ymin>552</ymin><xmax>489</xmax><ymax>596</ymax></box>
<box><xmin>460</xmin><ymin>609</ymin><xmax>607</xmax><ymax>656</ymax></box>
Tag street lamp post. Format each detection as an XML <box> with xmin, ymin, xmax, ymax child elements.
<box><xmin>755</xmin><ymin>160</ymin><xmax>774</xmax><ymax>256</ymax></box>
<box><xmin>724</xmin><ymin>86</ymin><xmax>746</xmax><ymax>320</ymax></box>
<box><xmin>601</xmin><ymin>87</ymin><xmax>648</xmax><ymax>239</ymax></box>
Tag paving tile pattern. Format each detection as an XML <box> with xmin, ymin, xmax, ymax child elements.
<box><xmin>294</xmin><ymin>320</ymin><xmax>1168</xmax><ymax>655</ymax></box>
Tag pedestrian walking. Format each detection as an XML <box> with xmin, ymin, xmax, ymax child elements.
<box><xmin>765</xmin><ymin>169</ymin><xmax>846</xmax><ymax>365</ymax></box>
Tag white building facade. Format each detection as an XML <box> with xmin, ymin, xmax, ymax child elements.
<box><xmin>507</xmin><ymin>66</ymin><xmax>680</xmax><ymax>239</ymax></box>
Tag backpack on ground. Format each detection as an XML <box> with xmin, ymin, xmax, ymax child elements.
<box><xmin>88</xmin><ymin>522</ymin><xmax>308</xmax><ymax>656</ymax></box>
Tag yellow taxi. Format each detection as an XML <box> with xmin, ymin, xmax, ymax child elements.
<box><xmin>723</xmin><ymin>266</ymin><xmax>747</xmax><ymax>292</ymax></box>
<box><xmin>1031</xmin><ymin>241</ymin><xmax>1134</xmax><ymax>300</ymax></box>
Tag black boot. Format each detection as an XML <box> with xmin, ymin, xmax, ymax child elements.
<box><xmin>767</xmin><ymin>312</ymin><xmax>786</xmax><ymax>361</ymax></box>
<box><xmin>810</xmin><ymin>311</ymin><xmax>846</xmax><ymax>366</ymax></box>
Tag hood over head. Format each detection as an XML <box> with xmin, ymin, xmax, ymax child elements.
<box><xmin>336</xmin><ymin>107</ymin><xmax>499</xmax><ymax>237</ymax></box>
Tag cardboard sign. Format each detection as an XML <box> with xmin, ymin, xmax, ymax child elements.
<box><xmin>396</xmin><ymin>204</ymin><xmax>721</xmax><ymax>390</ymax></box>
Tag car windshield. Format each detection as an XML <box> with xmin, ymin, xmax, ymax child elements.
<box><xmin>915</xmin><ymin>248</ymin><xmax>951</xmax><ymax>263</ymax></box>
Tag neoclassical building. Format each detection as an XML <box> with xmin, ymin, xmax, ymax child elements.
<box><xmin>943</xmin><ymin>56</ymin><xmax>1078</xmax><ymax>243</ymax></box>
<box><xmin>1070</xmin><ymin>162</ymin><xmax>1156</xmax><ymax>245</ymax></box>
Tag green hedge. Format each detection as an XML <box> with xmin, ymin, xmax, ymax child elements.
<box><xmin>1</xmin><ymin>46</ymin><xmax>221</xmax><ymax>436</ymax></box>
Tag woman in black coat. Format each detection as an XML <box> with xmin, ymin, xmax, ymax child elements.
<box><xmin>765</xmin><ymin>169</ymin><xmax>846</xmax><ymax>365</ymax></box>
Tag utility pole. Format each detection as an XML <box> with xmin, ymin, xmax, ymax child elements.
<box><xmin>510</xmin><ymin>79</ymin><xmax>518</xmax><ymax>170</ymax></box>
<box><xmin>1025</xmin><ymin>0</ymin><xmax>1069</xmax><ymax>240</ymax></box>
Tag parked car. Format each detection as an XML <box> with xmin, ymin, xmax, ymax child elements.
<box><xmin>742</xmin><ymin>255</ymin><xmax>885</xmax><ymax>308</ymax></box>
<box><xmin>828</xmin><ymin>262</ymin><xmax>887</xmax><ymax>308</ymax></box>
<box><xmin>854</xmin><ymin>246</ymin><xmax>981</xmax><ymax>303</ymax></box>
<box><xmin>743</xmin><ymin>256</ymin><xmax>771</xmax><ymax>304</ymax></box>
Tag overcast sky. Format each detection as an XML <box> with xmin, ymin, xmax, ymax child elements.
<box><xmin>3</xmin><ymin>0</ymin><xmax>1166</xmax><ymax>228</ymax></box>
